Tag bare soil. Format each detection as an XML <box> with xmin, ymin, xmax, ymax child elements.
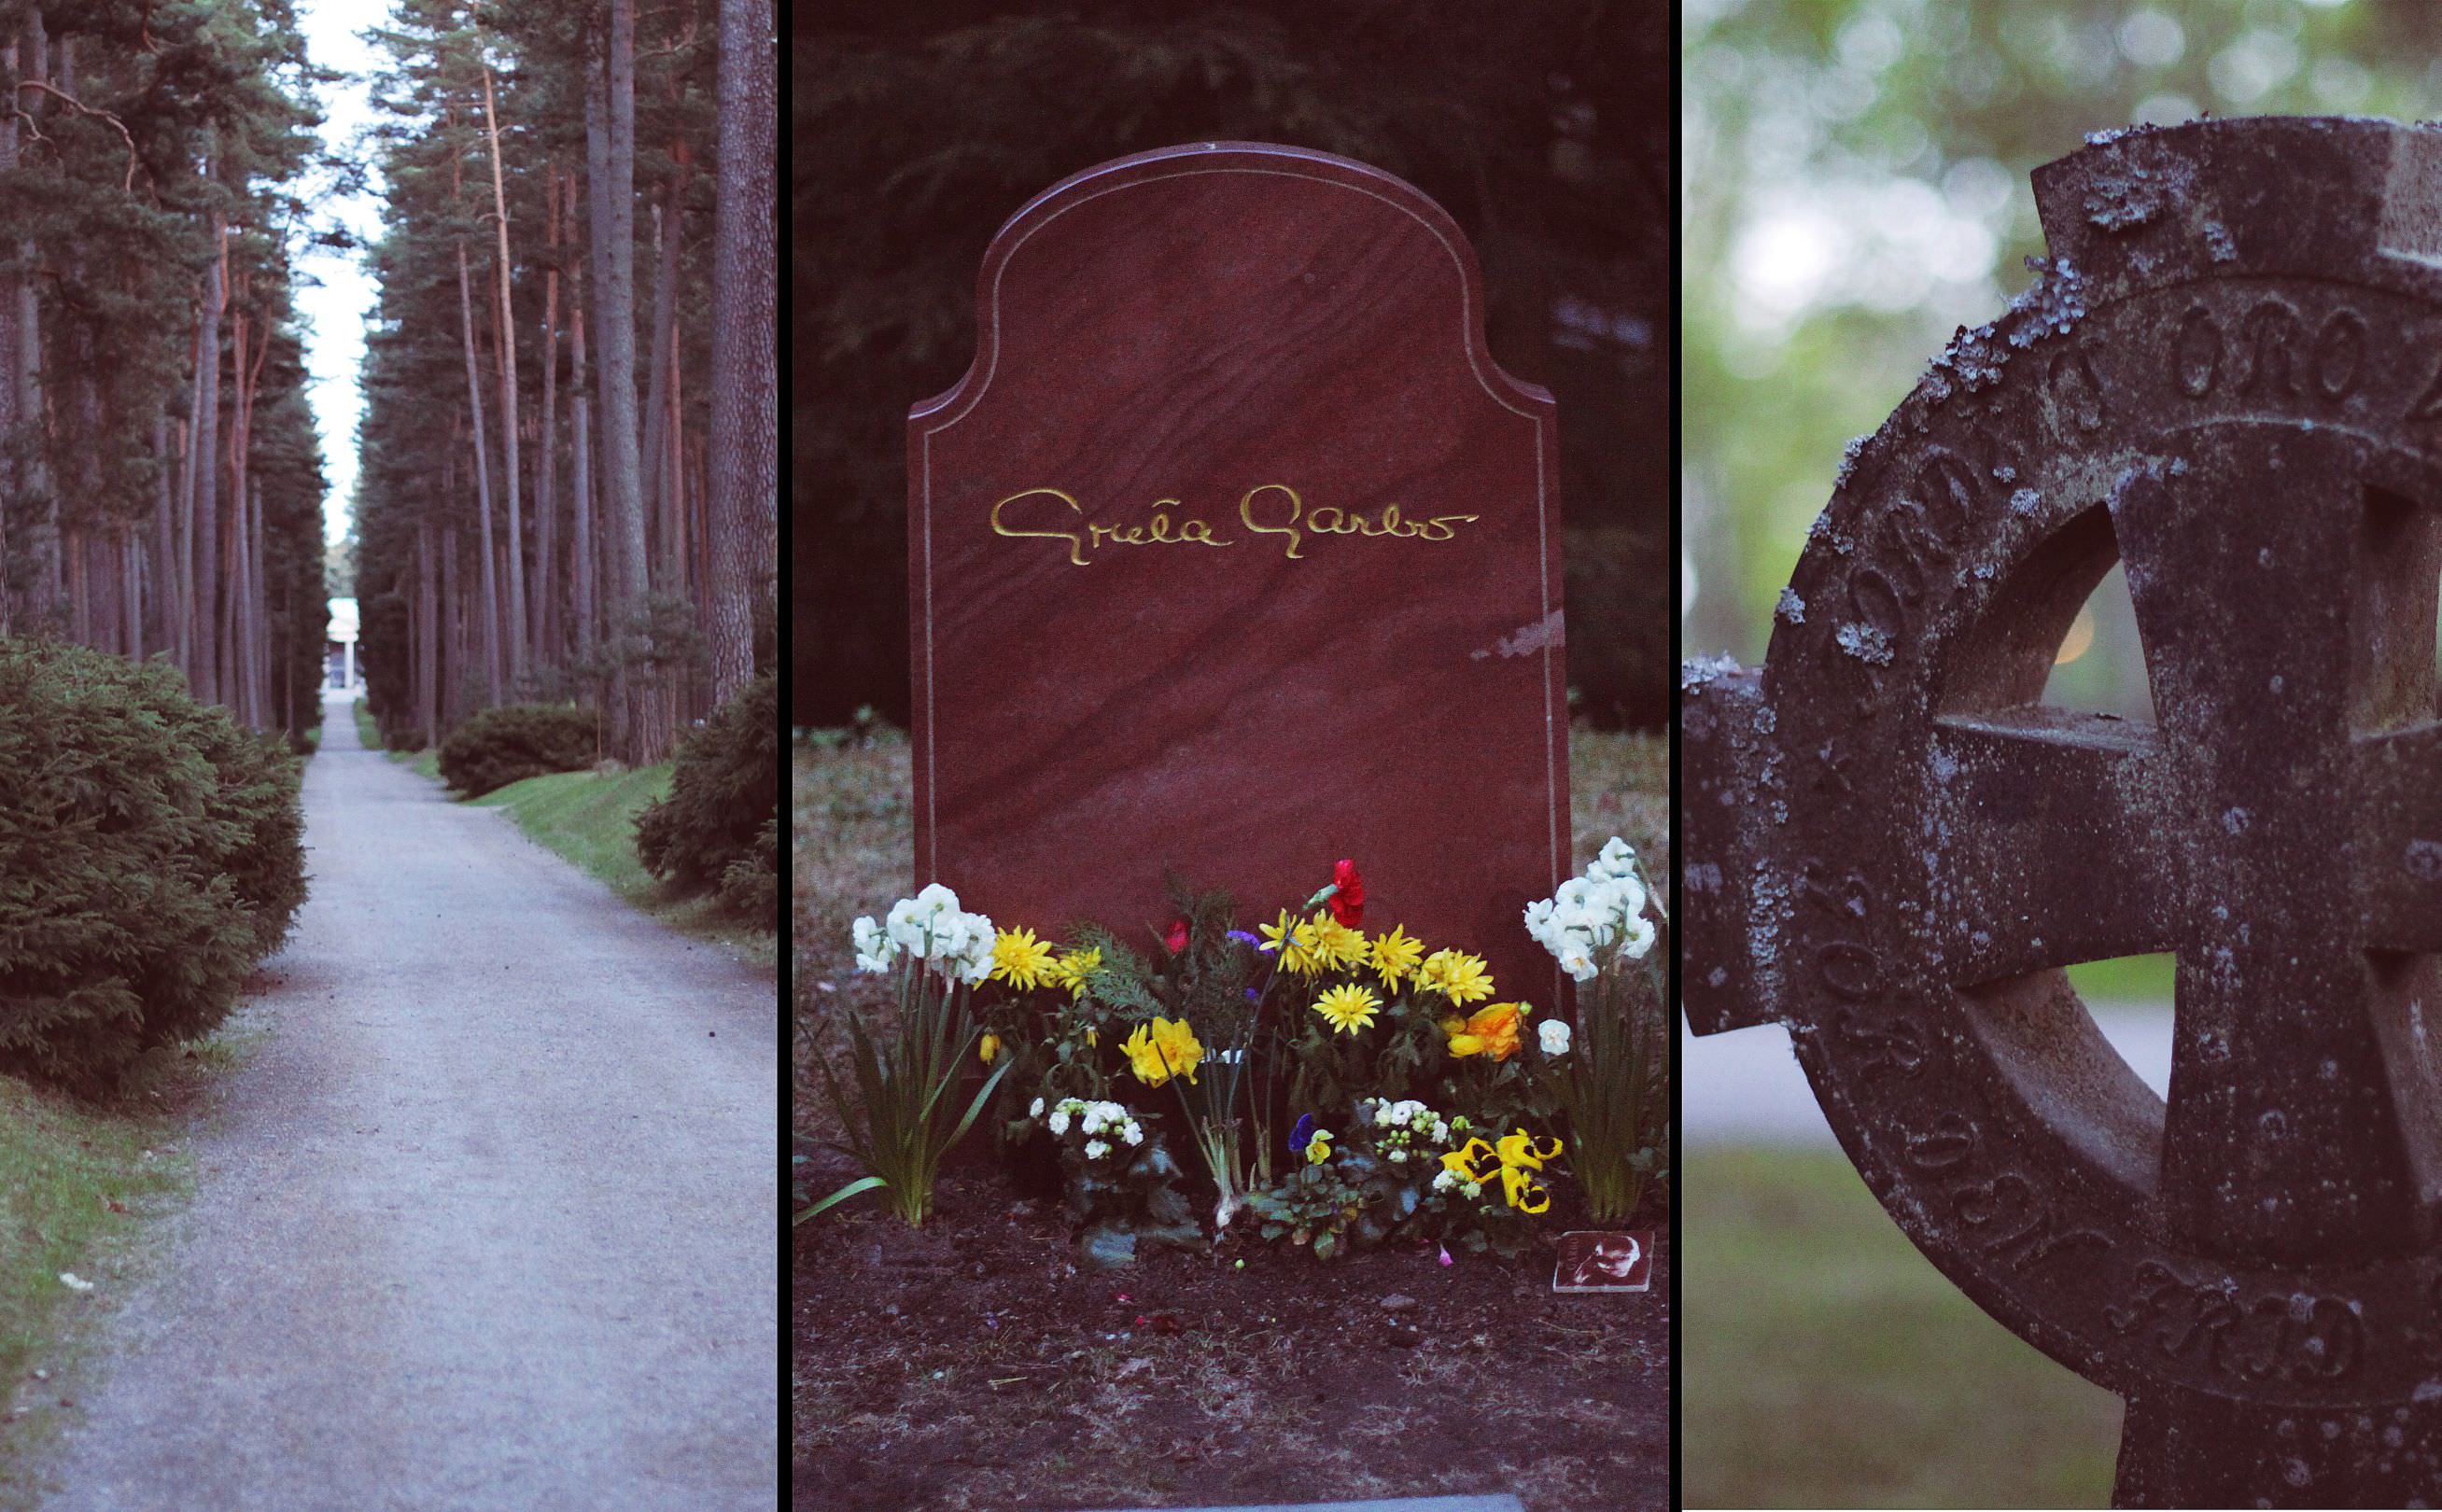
<box><xmin>793</xmin><ymin>1145</ymin><xmax>1668</xmax><ymax>1512</ymax></box>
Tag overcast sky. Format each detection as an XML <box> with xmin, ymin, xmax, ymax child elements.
<box><xmin>294</xmin><ymin>0</ymin><xmax>390</xmax><ymax>553</ymax></box>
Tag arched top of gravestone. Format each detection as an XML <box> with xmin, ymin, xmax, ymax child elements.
<box><xmin>912</xmin><ymin>140</ymin><xmax>1553</xmax><ymax>433</ymax></box>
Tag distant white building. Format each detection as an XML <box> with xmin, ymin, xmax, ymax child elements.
<box><xmin>326</xmin><ymin>597</ymin><xmax>360</xmax><ymax>691</ymax></box>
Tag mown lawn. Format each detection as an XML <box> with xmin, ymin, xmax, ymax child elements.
<box><xmin>1682</xmin><ymin>1145</ymin><xmax>2121</xmax><ymax>1508</ymax></box>
<box><xmin>472</xmin><ymin>766</ymin><xmax>776</xmax><ymax>970</ymax></box>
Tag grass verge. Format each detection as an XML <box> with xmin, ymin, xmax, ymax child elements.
<box><xmin>472</xmin><ymin>766</ymin><xmax>775</xmax><ymax>971</ymax></box>
<box><xmin>0</xmin><ymin>1037</ymin><xmax>257</xmax><ymax>1505</ymax></box>
<box><xmin>1682</xmin><ymin>1145</ymin><xmax>2120</xmax><ymax>1507</ymax></box>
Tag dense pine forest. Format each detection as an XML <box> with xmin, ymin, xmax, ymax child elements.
<box><xmin>356</xmin><ymin>0</ymin><xmax>775</xmax><ymax>764</ymax></box>
<box><xmin>0</xmin><ymin>0</ymin><xmax>332</xmax><ymax>739</ymax></box>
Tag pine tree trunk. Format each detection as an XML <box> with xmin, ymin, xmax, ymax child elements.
<box><xmin>442</xmin><ymin>523</ymin><xmax>464</xmax><ymax>729</ymax></box>
<box><xmin>591</xmin><ymin>0</ymin><xmax>653</xmax><ymax>762</ymax></box>
<box><xmin>0</xmin><ymin>38</ymin><xmax>19</xmax><ymax>638</ymax></box>
<box><xmin>707</xmin><ymin>0</ymin><xmax>776</xmax><ymax>701</ymax></box>
<box><xmin>570</xmin><ymin>286</ymin><xmax>596</xmax><ymax>665</ymax></box>
<box><xmin>19</xmin><ymin>13</ymin><xmax>57</xmax><ymax>629</ymax></box>
<box><xmin>151</xmin><ymin>414</ymin><xmax>176</xmax><ymax>658</ymax></box>
<box><xmin>456</xmin><ymin>238</ymin><xmax>504</xmax><ymax>707</ymax></box>
<box><xmin>536</xmin><ymin>160</ymin><xmax>562</xmax><ymax>668</ymax></box>
<box><xmin>482</xmin><ymin>62</ymin><xmax>528</xmax><ymax>683</ymax></box>
<box><xmin>192</xmin><ymin>214</ymin><xmax>225</xmax><ymax>706</ymax></box>
<box><xmin>121</xmin><ymin>530</ymin><xmax>142</xmax><ymax>660</ymax></box>
<box><xmin>417</xmin><ymin>519</ymin><xmax>439</xmax><ymax>747</ymax></box>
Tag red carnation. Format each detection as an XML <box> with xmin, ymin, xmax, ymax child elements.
<box><xmin>1165</xmin><ymin>917</ymin><xmax>1190</xmax><ymax>954</ymax></box>
<box><xmin>1329</xmin><ymin>859</ymin><xmax>1366</xmax><ymax>927</ymax></box>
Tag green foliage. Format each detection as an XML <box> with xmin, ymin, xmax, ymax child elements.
<box><xmin>802</xmin><ymin>956</ymin><xmax>1009</xmax><ymax>1228</ymax></box>
<box><xmin>1027</xmin><ymin>1098</ymin><xmax>1202</xmax><ymax>1267</ymax></box>
<box><xmin>716</xmin><ymin>816</ymin><xmax>779</xmax><ymax>926</ymax></box>
<box><xmin>435</xmin><ymin>702</ymin><xmax>598</xmax><ymax>797</ymax></box>
<box><xmin>635</xmin><ymin>669</ymin><xmax>778</xmax><ymax>916</ymax></box>
<box><xmin>1243</xmin><ymin>1099</ymin><xmax>1546</xmax><ymax>1261</ymax></box>
<box><xmin>0</xmin><ymin>639</ymin><xmax>304</xmax><ymax>1090</ymax></box>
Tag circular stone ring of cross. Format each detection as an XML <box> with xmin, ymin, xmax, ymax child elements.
<box><xmin>1684</xmin><ymin>117</ymin><xmax>2442</xmax><ymax>1507</ymax></box>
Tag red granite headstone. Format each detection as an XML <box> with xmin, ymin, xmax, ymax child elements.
<box><xmin>909</xmin><ymin>142</ymin><xmax>1566</xmax><ymax>1001</ymax></box>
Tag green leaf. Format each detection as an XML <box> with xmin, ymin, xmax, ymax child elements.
<box><xmin>795</xmin><ymin>1174</ymin><xmax>885</xmax><ymax>1225</ymax></box>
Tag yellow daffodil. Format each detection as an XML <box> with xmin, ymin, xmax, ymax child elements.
<box><xmin>978</xmin><ymin>1032</ymin><xmax>1002</xmax><ymax>1064</ymax></box>
<box><xmin>1311</xmin><ymin>983</ymin><xmax>1382</xmax><ymax>1035</ymax></box>
<box><xmin>1368</xmin><ymin>924</ymin><xmax>1424</xmax><ymax>987</ymax></box>
<box><xmin>1120</xmin><ymin>1016</ymin><xmax>1204</xmax><ymax>1087</ymax></box>
<box><xmin>1493</xmin><ymin>1129</ymin><xmax>1564</xmax><ymax>1213</ymax></box>
<box><xmin>1043</xmin><ymin>945</ymin><xmax>1102</xmax><ymax>1000</ymax></box>
<box><xmin>1257</xmin><ymin>909</ymin><xmax>1330</xmax><ymax>976</ymax></box>
<box><xmin>1416</xmin><ymin>948</ymin><xmax>1495</xmax><ymax>1007</ymax></box>
<box><xmin>1313</xmin><ymin>914</ymin><xmax>1368</xmax><ymax>973</ymax></box>
<box><xmin>1439</xmin><ymin>1001</ymin><xmax>1524</xmax><ymax>1061</ymax></box>
<box><xmin>989</xmin><ymin>927</ymin><xmax>1058</xmax><ymax>991</ymax></box>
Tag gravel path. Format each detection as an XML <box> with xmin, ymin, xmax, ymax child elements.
<box><xmin>1682</xmin><ymin>1002</ymin><xmax>2174</xmax><ymax>1146</ymax></box>
<box><xmin>36</xmin><ymin>692</ymin><xmax>778</xmax><ymax>1510</ymax></box>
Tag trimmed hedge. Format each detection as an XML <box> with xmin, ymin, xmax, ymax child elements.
<box><xmin>636</xmin><ymin>670</ymin><xmax>777</xmax><ymax>922</ymax></box>
<box><xmin>437</xmin><ymin>703</ymin><xmax>599</xmax><ymax>797</ymax></box>
<box><xmin>0</xmin><ymin>639</ymin><xmax>306</xmax><ymax>1090</ymax></box>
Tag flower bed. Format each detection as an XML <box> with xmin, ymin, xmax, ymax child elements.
<box><xmin>804</xmin><ymin>845</ymin><xmax>1668</xmax><ymax>1269</ymax></box>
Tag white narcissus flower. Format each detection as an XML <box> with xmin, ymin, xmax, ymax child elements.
<box><xmin>1559</xmin><ymin>945</ymin><xmax>1599</xmax><ymax>982</ymax></box>
<box><xmin>913</xmin><ymin>882</ymin><xmax>961</xmax><ymax>917</ymax></box>
<box><xmin>1539</xmin><ymin>1019</ymin><xmax>1573</xmax><ymax>1057</ymax></box>
<box><xmin>1620</xmin><ymin>913</ymin><xmax>1659</xmax><ymax>962</ymax></box>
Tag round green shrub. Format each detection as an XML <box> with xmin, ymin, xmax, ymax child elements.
<box><xmin>436</xmin><ymin>703</ymin><xmax>599</xmax><ymax>796</ymax></box>
<box><xmin>637</xmin><ymin>670</ymin><xmax>777</xmax><ymax>919</ymax></box>
<box><xmin>716</xmin><ymin>816</ymin><xmax>779</xmax><ymax>926</ymax></box>
<box><xmin>0</xmin><ymin>639</ymin><xmax>305</xmax><ymax>1089</ymax></box>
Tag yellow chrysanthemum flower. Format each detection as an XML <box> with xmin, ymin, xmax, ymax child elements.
<box><xmin>1042</xmin><ymin>945</ymin><xmax>1102</xmax><ymax>1000</ymax></box>
<box><xmin>1258</xmin><ymin>909</ymin><xmax>1330</xmax><ymax>976</ymax></box>
<box><xmin>989</xmin><ymin>927</ymin><xmax>1058</xmax><ymax>991</ymax></box>
<box><xmin>1368</xmin><ymin>924</ymin><xmax>1424</xmax><ymax>987</ymax></box>
<box><xmin>1313</xmin><ymin>914</ymin><xmax>1368</xmax><ymax>973</ymax></box>
<box><xmin>1416</xmin><ymin>948</ymin><xmax>1495</xmax><ymax>1007</ymax></box>
<box><xmin>1120</xmin><ymin>1016</ymin><xmax>1204</xmax><ymax>1087</ymax></box>
<box><xmin>1311</xmin><ymin>983</ymin><xmax>1382</xmax><ymax>1036</ymax></box>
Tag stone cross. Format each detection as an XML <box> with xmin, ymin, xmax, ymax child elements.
<box><xmin>1683</xmin><ymin>117</ymin><xmax>2442</xmax><ymax>1506</ymax></box>
<box><xmin>909</xmin><ymin>142</ymin><xmax>1566</xmax><ymax>1000</ymax></box>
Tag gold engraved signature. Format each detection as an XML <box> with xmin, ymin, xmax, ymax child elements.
<box><xmin>991</xmin><ymin>484</ymin><xmax>1479</xmax><ymax>567</ymax></box>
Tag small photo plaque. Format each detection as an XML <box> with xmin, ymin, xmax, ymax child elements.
<box><xmin>1552</xmin><ymin>1230</ymin><xmax>1653</xmax><ymax>1293</ymax></box>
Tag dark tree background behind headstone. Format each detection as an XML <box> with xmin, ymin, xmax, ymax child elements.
<box><xmin>793</xmin><ymin>0</ymin><xmax>1673</xmax><ymax>730</ymax></box>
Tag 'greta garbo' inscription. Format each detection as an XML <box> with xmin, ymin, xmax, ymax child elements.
<box><xmin>989</xmin><ymin>483</ymin><xmax>1481</xmax><ymax>567</ymax></box>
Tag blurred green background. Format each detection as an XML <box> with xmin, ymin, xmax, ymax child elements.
<box><xmin>1681</xmin><ymin>2</ymin><xmax>2436</xmax><ymax>1505</ymax></box>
